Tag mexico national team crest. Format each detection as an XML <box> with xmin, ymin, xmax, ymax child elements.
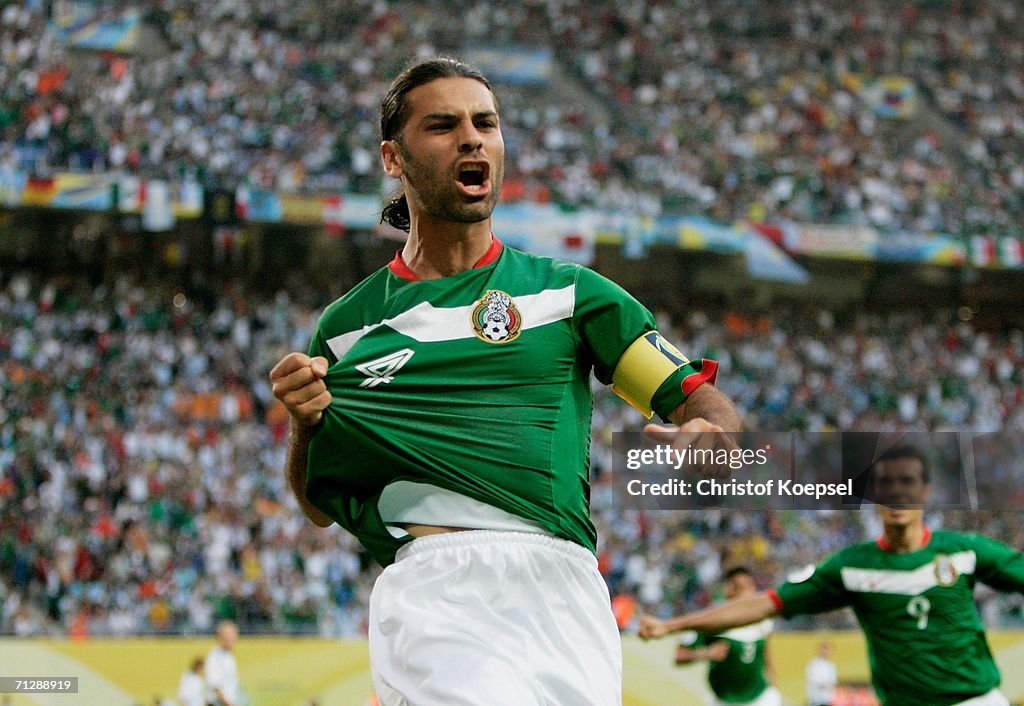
<box><xmin>934</xmin><ymin>555</ymin><xmax>959</xmax><ymax>587</ymax></box>
<box><xmin>472</xmin><ymin>290</ymin><xmax>523</xmax><ymax>343</ymax></box>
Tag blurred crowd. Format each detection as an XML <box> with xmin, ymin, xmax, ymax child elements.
<box><xmin>2</xmin><ymin>270</ymin><xmax>1023</xmax><ymax>637</ymax></box>
<box><xmin>551</xmin><ymin>0</ymin><xmax>1024</xmax><ymax>235</ymax></box>
<box><xmin>2</xmin><ymin>0</ymin><xmax>1024</xmax><ymax>236</ymax></box>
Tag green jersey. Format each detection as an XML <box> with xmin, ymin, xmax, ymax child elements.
<box><xmin>303</xmin><ymin>240</ymin><xmax>707</xmax><ymax>566</ymax></box>
<box><xmin>772</xmin><ymin>529</ymin><xmax>1024</xmax><ymax>706</ymax></box>
<box><xmin>679</xmin><ymin>619</ymin><xmax>773</xmax><ymax>704</ymax></box>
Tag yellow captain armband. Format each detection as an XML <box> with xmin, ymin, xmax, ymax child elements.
<box><xmin>611</xmin><ymin>332</ymin><xmax>691</xmax><ymax>418</ymax></box>
<box><xmin>611</xmin><ymin>331</ymin><xmax>720</xmax><ymax>419</ymax></box>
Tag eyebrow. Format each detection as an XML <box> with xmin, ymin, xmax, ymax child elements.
<box><xmin>421</xmin><ymin>110</ymin><xmax>499</xmax><ymax>123</ymax></box>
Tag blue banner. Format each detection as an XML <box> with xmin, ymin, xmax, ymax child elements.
<box><xmin>51</xmin><ymin>5</ymin><xmax>140</xmax><ymax>52</ymax></box>
<box><xmin>464</xmin><ymin>47</ymin><xmax>552</xmax><ymax>86</ymax></box>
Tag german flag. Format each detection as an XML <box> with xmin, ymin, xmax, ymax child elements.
<box><xmin>22</xmin><ymin>176</ymin><xmax>56</xmax><ymax>206</ymax></box>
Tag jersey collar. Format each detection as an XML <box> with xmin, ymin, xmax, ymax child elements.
<box><xmin>876</xmin><ymin>525</ymin><xmax>932</xmax><ymax>552</ymax></box>
<box><xmin>388</xmin><ymin>235</ymin><xmax>503</xmax><ymax>282</ymax></box>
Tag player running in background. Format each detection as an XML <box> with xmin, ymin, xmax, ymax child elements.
<box><xmin>640</xmin><ymin>445</ymin><xmax>1024</xmax><ymax>706</ymax></box>
<box><xmin>269</xmin><ymin>56</ymin><xmax>742</xmax><ymax>706</ymax></box>
<box><xmin>675</xmin><ymin>566</ymin><xmax>781</xmax><ymax>706</ymax></box>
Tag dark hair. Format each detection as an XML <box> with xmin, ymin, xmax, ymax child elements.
<box><xmin>872</xmin><ymin>445</ymin><xmax>930</xmax><ymax>484</ymax></box>
<box><xmin>724</xmin><ymin>566</ymin><xmax>753</xmax><ymax>581</ymax></box>
<box><xmin>379</xmin><ymin>56</ymin><xmax>496</xmax><ymax>231</ymax></box>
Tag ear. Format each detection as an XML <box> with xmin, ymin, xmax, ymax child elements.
<box><xmin>381</xmin><ymin>140</ymin><xmax>404</xmax><ymax>178</ymax></box>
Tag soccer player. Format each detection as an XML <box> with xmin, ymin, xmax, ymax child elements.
<box><xmin>269</xmin><ymin>56</ymin><xmax>741</xmax><ymax>706</ymax></box>
<box><xmin>676</xmin><ymin>566</ymin><xmax>781</xmax><ymax>706</ymax></box>
<box><xmin>639</xmin><ymin>445</ymin><xmax>1024</xmax><ymax>706</ymax></box>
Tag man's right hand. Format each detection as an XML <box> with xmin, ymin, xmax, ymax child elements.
<box><xmin>270</xmin><ymin>353</ymin><xmax>332</xmax><ymax>426</ymax></box>
<box><xmin>638</xmin><ymin>615</ymin><xmax>671</xmax><ymax>640</ymax></box>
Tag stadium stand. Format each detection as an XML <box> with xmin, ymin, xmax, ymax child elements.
<box><xmin>3</xmin><ymin>1</ymin><xmax>1024</xmax><ymax>234</ymax></box>
<box><xmin>1</xmin><ymin>270</ymin><xmax>1022</xmax><ymax>636</ymax></box>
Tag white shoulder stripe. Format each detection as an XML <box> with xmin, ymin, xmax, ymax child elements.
<box><xmin>326</xmin><ymin>322</ymin><xmax>383</xmax><ymax>360</ymax></box>
<box><xmin>386</xmin><ymin>300</ymin><xmax>475</xmax><ymax>343</ymax></box>
<box><xmin>840</xmin><ymin>550</ymin><xmax>976</xmax><ymax>595</ymax></box>
<box><xmin>325</xmin><ymin>284</ymin><xmax>575</xmax><ymax>361</ymax></box>
<box><xmin>519</xmin><ymin>284</ymin><xmax>577</xmax><ymax>328</ymax></box>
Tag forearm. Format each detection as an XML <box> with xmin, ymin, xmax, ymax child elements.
<box><xmin>675</xmin><ymin>646</ymin><xmax>715</xmax><ymax>665</ymax></box>
<box><xmin>664</xmin><ymin>593</ymin><xmax>777</xmax><ymax>634</ymax></box>
<box><xmin>669</xmin><ymin>383</ymin><xmax>742</xmax><ymax>431</ymax></box>
<box><xmin>286</xmin><ymin>419</ymin><xmax>333</xmax><ymax>527</ymax></box>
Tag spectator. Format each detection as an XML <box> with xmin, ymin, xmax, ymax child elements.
<box><xmin>2</xmin><ymin>1</ymin><xmax>1024</xmax><ymax>237</ymax></box>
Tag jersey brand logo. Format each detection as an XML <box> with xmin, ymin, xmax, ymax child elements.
<box><xmin>472</xmin><ymin>290</ymin><xmax>523</xmax><ymax>343</ymax></box>
<box><xmin>355</xmin><ymin>349</ymin><xmax>415</xmax><ymax>387</ymax></box>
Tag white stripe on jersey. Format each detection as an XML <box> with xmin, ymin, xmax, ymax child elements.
<box><xmin>326</xmin><ymin>284</ymin><xmax>575</xmax><ymax>360</ymax></box>
<box><xmin>840</xmin><ymin>550</ymin><xmax>976</xmax><ymax>595</ymax></box>
<box><xmin>718</xmin><ymin>618</ymin><xmax>774</xmax><ymax>643</ymax></box>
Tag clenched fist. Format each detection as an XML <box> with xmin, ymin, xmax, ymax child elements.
<box><xmin>270</xmin><ymin>352</ymin><xmax>332</xmax><ymax>426</ymax></box>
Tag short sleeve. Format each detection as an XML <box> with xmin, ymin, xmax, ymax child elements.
<box><xmin>573</xmin><ymin>267</ymin><xmax>717</xmax><ymax>420</ymax></box>
<box><xmin>573</xmin><ymin>266</ymin><xmax>658</xmax><ymax>384</ymax></box>
<box><xmin>773</xmin><ymin>554</ymin><xmax>850</xmax><ymax>618</ymax></box>
<box><xmin>970</xmin><ymin>534</ymin><xmax>1024</xmax><ymax>593</ymax></box>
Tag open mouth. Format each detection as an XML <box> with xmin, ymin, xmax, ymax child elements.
<box><xmin>456</xmin><ymin>162</ymin><xmax>490</xmax><ymax>195</ymax></box>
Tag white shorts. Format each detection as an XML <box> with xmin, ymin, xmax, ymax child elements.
<box><xmin>369</xmin><ymin>530</ymin><xmax>622</xmax><ymax>706</ymax></box>
<box><xmin>713</xmin><ymin>686</ymin><xmax>781</xmax><ymax>706</ymax></box>
<box><xmin>952</xmin><ymin>689</ymin><xmax>1010</xmax><ymax>706</ymax></box>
